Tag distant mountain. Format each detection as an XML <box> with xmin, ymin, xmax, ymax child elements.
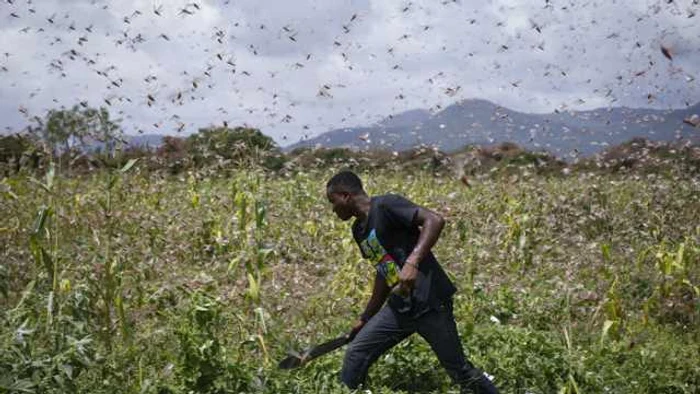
<box><xmin>376</xmin><ymin>109</ymin><xmax>432</xmax><ymax>128</ymax></box>
<box><xmin>286</xmin><ymin>99</ymin><xmax>700</xmax><ymax>158</ymax></box>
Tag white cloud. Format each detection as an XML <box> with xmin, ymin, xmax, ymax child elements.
<box><xmin>1</xmin><ymin>0</ymin><xmax>698</xmax><ymax>145</ymax></box>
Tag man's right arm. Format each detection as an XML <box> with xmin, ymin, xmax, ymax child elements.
<box><xmin>362</xmin><ymin>270</ymin><xmax>391</xmax><ymax>319</ymax></box>
<box><xmin>349</xmin><ymin>271</ymin><xmax>390</xmax><ymax>339</ymax></box>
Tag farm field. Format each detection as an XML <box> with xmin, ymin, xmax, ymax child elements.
<box><xmin>1</xmin><ymin>164</ymin><xmax>699</xmax><ymax>394</ymax></box>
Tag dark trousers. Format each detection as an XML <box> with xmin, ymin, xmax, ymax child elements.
<box><xmin>340</xmin><ymin>299</ymin><xmax>499</xmax><ymax>394</ymax></box>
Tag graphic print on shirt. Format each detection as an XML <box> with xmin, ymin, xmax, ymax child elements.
<box><xmin>359</xmin><ymin>229</ymin><xmax>400</xmax><ymax>287</ymax></box>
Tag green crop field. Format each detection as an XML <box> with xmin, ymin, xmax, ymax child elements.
<box><xmin>1</xmin><ymin>163</ymin><xmax>699</xmax><ymax>393</ymax></box>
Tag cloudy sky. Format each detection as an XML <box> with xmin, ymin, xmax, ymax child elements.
<box><xmin>1</xmin><ymin>0</ymin><xmax>698</xmax><ymax>146</ymax></box>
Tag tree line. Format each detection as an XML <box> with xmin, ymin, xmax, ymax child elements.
<box><xmin>3</xmin><ymin>105</ymin><xmax>699</xmax><ymax>178</ymax></box>
<box><xmin>1</xmin><ymin>105</ymin><xmax>288</xmax><ymax>176</ymax></box>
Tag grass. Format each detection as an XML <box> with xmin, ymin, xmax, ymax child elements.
<box><xmin>1</xmin><ymin>162</ymin><xmax>699</xmax><ymax>393</ymax></box>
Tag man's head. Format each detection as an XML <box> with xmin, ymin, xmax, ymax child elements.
<box><xmin>326</xmin><ymin>170</ymin><xmax>365</xmax><ymax>221</ymax></box>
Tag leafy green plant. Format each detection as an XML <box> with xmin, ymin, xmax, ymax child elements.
<box><xmin>1</xmin><ymin>156</ymin><xmax>699</xmax><ymax>393</ymax></box>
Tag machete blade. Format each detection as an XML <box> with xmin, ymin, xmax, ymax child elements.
<box><xmin>278</xmin><ymin>335</ymin><xmax>350</xmax><ymax>369</ymax></box>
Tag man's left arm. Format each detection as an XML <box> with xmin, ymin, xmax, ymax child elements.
<box><xmin>399</xmin><ymin>206</ymin><xmax>445</xmax><ymax>292</ymax></box>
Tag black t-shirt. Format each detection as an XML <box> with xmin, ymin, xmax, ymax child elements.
<box><xmin>352</xmin><ymin>193</ymin><xmax>457</xmax><ymax>317</ymax></box>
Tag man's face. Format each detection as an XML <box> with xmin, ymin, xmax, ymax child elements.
<box><xmin>327</xmin><ymin>189</ymin><xmax>353</xmax><ymax>221</ymax></box>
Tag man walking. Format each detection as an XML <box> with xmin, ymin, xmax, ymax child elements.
<box><xmin>326</xmin><ymin>170</ymin><xmax>498</xmax><ymax>394</ymax></box>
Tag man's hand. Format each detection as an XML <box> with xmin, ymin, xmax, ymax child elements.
<box><xmin>347</xmin><ymin>319</ymin><xmax>366</xmax><ymax>341</ymax></box>
<box><xmin>398</xmin><ymin>262</ymin><xmax>419</xmax><ymax>294</ymax></box>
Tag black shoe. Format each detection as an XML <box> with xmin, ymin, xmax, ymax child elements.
<box><xmin>459</xmin><ymin>368</ymin><xmax>499</xmax><ymax>394</ymax></box>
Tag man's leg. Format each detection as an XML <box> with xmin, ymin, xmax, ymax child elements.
<box><xmin>341</xmin><ymin>306</ymin><xmax>413</xmax><ymax>389</ymax></box>
<box><xmin>416</xmin><ymin>300</ymin><xmax>499</xmax><ymax>394</ymax></box>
